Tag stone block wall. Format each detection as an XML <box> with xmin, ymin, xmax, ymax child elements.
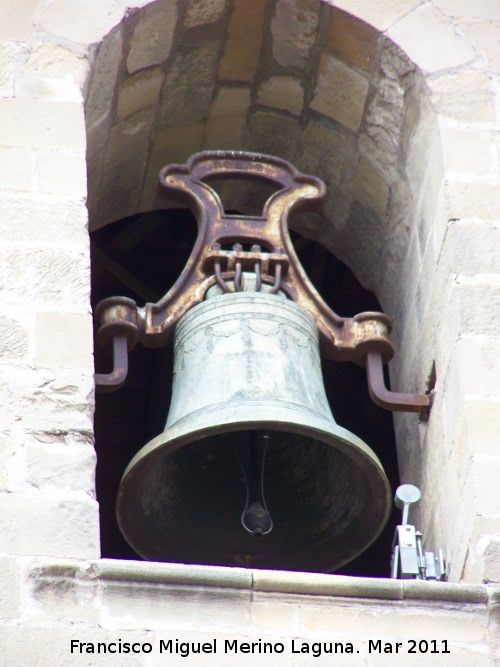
<box><xmin>0</xmin><ymin>0</ymin><xmax>99</xmax><ymax>566</ymax></box>
<box><xmin>0</xmin><ymin>559</ymin><xmax>497</xmax><ymax>665</ymax></box>
<box><xmin>0</xmin><ymin>0</ymin><xmax>499</xmax><ymax>662</ymax></box>
<box><xmin>84</xmin><ymin>0</ymin><xmax>500</xmax><ymax>585</ymax></box>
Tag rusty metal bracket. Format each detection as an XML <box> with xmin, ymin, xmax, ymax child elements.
<box><xmin>95</xmin><ymin>334</ymin><xmax>130</xmax><ymax>393</ymax></box>
<box><xmin>94</xmin><ymin>151</ymin><xmax>431</xmax><ymax>416</ymax></box>
<box><xmin>94</xmin><ymin>296</ymin><xmax>138</xmax><ymax>393</ymax></box>
<box><xmin>366</xmin><ymin>351</ymin><xmax>432</xmax><ymax>418</ymax></box>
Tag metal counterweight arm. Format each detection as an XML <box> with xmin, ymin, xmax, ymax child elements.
<box><xmin>365</xmin><ymin>350</ymin><xmax>432</xmax><ymax>418</ymax></box>
<box><xmin>95</xmin><ymin>334</ymin><xmax>129</xmax><ymax>393</ymax></box>
<box><xmin>94</xmin><ymin>296</ymin><xmax>139</xmax><ymax>393</ymax></box>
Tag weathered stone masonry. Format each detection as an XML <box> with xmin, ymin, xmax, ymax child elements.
<box><xmin>0</xmin><ymin>0</ymin><xmax>500</xmax><ymax>663</ymax></box>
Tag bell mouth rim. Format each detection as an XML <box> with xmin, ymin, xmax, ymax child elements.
<box><xmin>117</xmin><ymin>404</ymin><xmax>392</xmax><ymax>571</ymax></box>
<box><xmin>121</xmin><ymin>400</ymin><xmax>388</xmax><ymax>484</ymax></box>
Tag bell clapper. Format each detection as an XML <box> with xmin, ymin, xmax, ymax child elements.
<box><xmin>240</xmin><ymin>431</ymin><xmax>273</xmax><ymax>537</ymax></box>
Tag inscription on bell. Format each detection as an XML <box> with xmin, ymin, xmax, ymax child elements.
<box><xmin>174</xmin><ymin>312</ymin><xmax>319</xmax><ymax>375</ymax></box>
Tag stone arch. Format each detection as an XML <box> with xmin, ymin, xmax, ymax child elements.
<box><xmin>86</xmin><ymin>11</ymin><xmax>438</xmax><ymax>382</ymax></box>
<box><xmin>85</xmin><ymin>0</ymin><xmax>441</xmax><ymax>346</ymax></box>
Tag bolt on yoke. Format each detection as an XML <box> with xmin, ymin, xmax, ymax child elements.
<box><xmin>94</xmin><ymin>151</ymin><xmax>431</xmax><ymax>417</ymax></box>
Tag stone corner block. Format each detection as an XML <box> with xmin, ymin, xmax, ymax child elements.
<box><xmin>311</xmin><ymin>53</ymin><xmax>368</xmax><ymax>132</ymax></box>
<box><xmin>0</xmin><ymin>491</ymin><xmax>100</xmax><ymax>559</ymax></box>
<box><xmin>36</xmin><ymin>312</ymin><xmax>93</xmax><ymax>369</ymax></box>
<box><xmin>387</xmin><ymin>4</ymin><xmax>476</xmax><ymax>73</ymax></box>
<box><xmin>271</xmin><ymin>0</ymin><xmax>320</xmax><ymax>70</ymax></box>
<box><xmin>127</xmin><ymin>0</ymin><xmax>178</xmax><ymax>74</ymax></box>
<box><xmin>218</xmin><ymin>0</ymin><xmax>266</xmax><ymax>82</ymax></box>
<box><xmin>0</xmin><ymin>556</ymin><xmax>21</xmax><ymax>619</ymax></box>
<box><xmin>328</xmin><ymin>7</ymin><xmax>379</xmax><ymax>71</ymax></box>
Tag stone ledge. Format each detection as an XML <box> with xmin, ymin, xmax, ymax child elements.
<box><xmin>95</xmin><ymin>558</ymin><xmax>252</xmax><ymax>589</ymax></box>
<box><xmin>92</xmin><ymin>559</ymin><xmax>489</xmax><ymax>604</ymax></box>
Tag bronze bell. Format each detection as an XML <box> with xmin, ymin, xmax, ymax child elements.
<box><xmin>116</xmin><ymin>287</ymin><xmax>391</xmax><ymax>572</ymax></box>
<box><xmin>97</xmin><ymin>152</ymin><xmax>430</xmax><ymax>573</ymax></box>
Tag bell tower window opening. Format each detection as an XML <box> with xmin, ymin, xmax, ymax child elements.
<box><xmin>91</xmin><ymin>204</ymin><xmax>400</xmax><ymax>577</ymax></box>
